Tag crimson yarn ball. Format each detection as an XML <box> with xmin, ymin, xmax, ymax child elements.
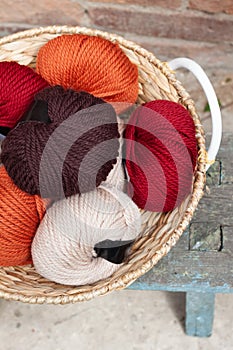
<box><xmin>0</xmin><ymin>61</ymin><xmax>49</xmax><ymax>129</ymax></box>
<box><xmin>1</xmin><ymin>86</ymin><xmax>119</xmax><ymax>198</ymax></box>
<box><xmin>124</xmin><ymin>100</ymin><xmax>197</xmax><ymax>212</ymax></box>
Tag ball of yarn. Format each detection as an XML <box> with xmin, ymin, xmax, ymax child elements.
<box><xmin>0</xmin><ymin>166</ymin><xmax>46</xmax><ymax>266</ymax></box>
<box><xmin>0</xmin><ymin>138</ymin><xmax>3</xmax><ymax>154</ymax></box>
<box><xmin>103</xmin><ymin>116</ymin><xmax>126</xmax><ymax>190</ymax></box>
<box><xmin>125</xmin><ymin>100</ymin><xmax>197</xmax><ymax>212</ymax></box>
<box><xmin>1</xmin><ymin>86</ymin><xmax>120</xmax><ymax>198</ymax></box>
<box><xmin>0</xmin><ymin>61</ymin><xmax>49</xmax><ymax>129</ymax></box>
<box><xmin>36</xmin><ymin>34</ymin><xmax>138</xmax><ymax>112</ymax></box>
<box><xmin>32</xmin><ymin>152</ymin><xmax>141</xmax><ymax>286</ymax></box>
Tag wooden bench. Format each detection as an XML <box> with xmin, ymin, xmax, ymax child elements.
<box><xmin>128</xmin><ymin>132</ymin><xmax>233</xmax><ymax>337</ymax></box>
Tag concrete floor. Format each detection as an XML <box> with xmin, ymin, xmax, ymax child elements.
<box><xmin>1</xmin><ymin>291</ymin><xmax>233</xmax><ymax>350</ymax></box>
<box><xmin>0</xmin><ymin>49</ymin><xmax>233</xmax><ymax>350</ymax></box>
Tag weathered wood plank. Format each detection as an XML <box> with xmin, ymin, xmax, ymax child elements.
<box><xmin>205</xmin><ymin>160</ymin><xmax>221</xmax><ymax>187</ymax></box>
<box><xmin>222</xmin><ymin>226</ymin><xmax>233</xmax><ymax>253</ymax></box>
<box><xmin>185</xmin><ymin>292</ymin><xmax>215</xmax><ymax>337</ymax></box>
<box><xmin>189</xmin><ymin>222</ymin><xmax>222</xmax><ymax>251</ymax></box>
<box><xmin>191</xmin><ymin>189</ymin><xmax>233</xmax><ymax>226</ymax></box>
<box><xmin>128</xmin><ymin>236</ymin><xmax>233</xmax><ymax>293</ymax></box>
<box><xmin>129</xmin><ymin>133</ymin><xmax>233</xmax><ymax>293</ymax></box>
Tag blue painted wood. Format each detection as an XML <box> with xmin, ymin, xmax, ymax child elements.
<box><xmin>127</xmin><ymin>227</ymin><xmax>233</xmax><ymax>294</ymax></box>
<box><xmin>128</xmin><ymin>279</ymin><xmax>233</xmax><ymax>294</ymax></box>
<box><xmin>127</xmin><ymin>133</ymin><xmax>233</xmax><ymax>337</ymax></box>
<box><xmin>185</xmin><ymin>292</ymin><xmax>215</xmax><ymax>337</ymax></box>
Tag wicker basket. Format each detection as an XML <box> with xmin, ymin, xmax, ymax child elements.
<box><xmin>0</xmin><ymin>25</ymin><xmax>207</xmax><ymax>304</ymax></box>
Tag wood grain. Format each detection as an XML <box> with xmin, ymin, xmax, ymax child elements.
<box><xmin>129</xmin><ymin>133</ymin><xmax>233</xmax><ymax>293</ymax></box>
<box><xmin>185</xmin><ymin>292</ymin><xmax>215</xmax><ymax>337</ymax></box>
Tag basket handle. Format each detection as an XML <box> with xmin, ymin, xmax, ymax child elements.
<box><xmin>168</xmin><ymin>57</ymin><xmax>222</xmax><ymax>170</ymax></box>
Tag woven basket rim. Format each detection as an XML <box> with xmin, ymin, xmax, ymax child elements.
<box><xmin>0</xmin><ymin>25</ymin><xmax>206</xmax><ymax>304</ymax></box>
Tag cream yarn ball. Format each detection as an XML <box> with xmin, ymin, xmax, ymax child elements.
<box><xmin>32</xmin><ymin>119</ymin><xmax>141</xmax><ymax>285</ymax></box>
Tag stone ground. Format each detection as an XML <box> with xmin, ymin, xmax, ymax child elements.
<box><xmin>0</xmin><ymin>40</ymin><xmax>233</xmax><ymax>350</ymax></box>
<box><xmin>1</xmin><ymin>291</ymin><xmax>233</xmax><ymax>350</ymax></box>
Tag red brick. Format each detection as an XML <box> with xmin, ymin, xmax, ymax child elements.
<box><xmin>0</xmin><ymin>0</ymin><xmax>85</xmax><ymax>25</ymax></box>
<box><xmin>189</xmin><ymin>0</ymin><xmax>233</xmax><ymax>15</ymax></box>
<box><xmin>125</xmin><ymin>35</ymin><xmax>233</xmax><ymax>71</ymax></box>
<box><xmin>88</xmin><ymin>7</ymin><xmax>233</xmax><ymax>43</ymax></box>
<box><xmin>0</xmin><ymin>23</ymin><xmax>34</xmax><ymax>38</ymax></box>
<box><xmin>87</xmin><ymin>0</ymin><xmax>182</xmax><ymax>9</ymax></box>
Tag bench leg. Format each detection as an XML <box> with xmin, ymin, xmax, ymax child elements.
<box><xmin>185</xmin><ymin>291</ymin><xmax>215</xmax><ymax>337</ymax></box>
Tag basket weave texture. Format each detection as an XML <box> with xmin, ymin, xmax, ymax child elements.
<box><xmin>0</xmin><ymin>26</ymin><xmax>206</xmax><ymax>304</ymax></box>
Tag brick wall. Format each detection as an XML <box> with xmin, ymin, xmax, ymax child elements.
<box><xmin>0</xmin><ymin>0</ymin><xmax>233</xmax><ymax>67</ymax></box>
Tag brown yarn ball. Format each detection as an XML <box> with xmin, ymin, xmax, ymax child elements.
<box><xmin>1</xmin><ymin>86</ymin><xmax>120</xmax><ymax>198</ymax></box>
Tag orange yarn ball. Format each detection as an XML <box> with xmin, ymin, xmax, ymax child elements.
<box><xmin>36</xmin><ymin>34</ymin><xmax>138</xmax><ymax>112</ymax></box>
<box><xmin>0</xmin><ymin>166</ymin><xmax>46</xmax><ymax>266</ymax></box>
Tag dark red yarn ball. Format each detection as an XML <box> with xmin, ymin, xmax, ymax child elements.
<box><xmin>124</xmin><ymin>100</ymin><xmax>197</xmax><ymax>212</ymax></box>
<box><xmin>1</xmin><ymin>86</ymin><xmax>119</xmax><ymax>198</ymax></box>
<box><xmin>0</xmin><ymin>61</ymin><xmax>49</xmax><ymax>128</ymax></box>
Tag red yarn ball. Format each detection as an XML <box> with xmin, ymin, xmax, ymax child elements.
<box><xmin>124</xmin><ymin>100</ymin><xmax>197</xmax><ymax>212</ymax></box>
<box><xmin>0</xmin><ymin>61</ymin><xmax>49</xmax><ymax>128</ymax></box>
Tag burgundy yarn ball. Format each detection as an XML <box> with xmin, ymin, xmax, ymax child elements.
<box><xmin>0</xmin><ymin>61</ymin><xmax>49</xmax><ymax>129</ymax></box>
<box><xmin>1</xmin><ymin>86</ymin><xmax>120</xmax><ymax>198</ymax></box>
<box><xmin>124</xmin><ymin>100</ymin><xmax>197</xmax><ymax>212</ymax></box>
